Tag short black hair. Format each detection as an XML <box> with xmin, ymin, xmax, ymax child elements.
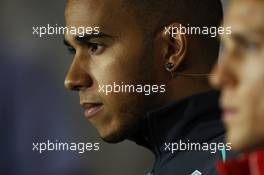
<box><xmin>123</xmin><ymin>0</ymin><xmax>223</xmax><ymax>68</ymax></box>
<box><xmin>123</xmin><ymin>0</ymin><xmax>223</xmax><ymax>33</ymax></box>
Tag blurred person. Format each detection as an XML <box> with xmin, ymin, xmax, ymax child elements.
<box><xmin>210</xmin><ymin>0</ymin><xmax>264</xmax><ymax>174</ymax></box>
<box><xmin>64</xmin><ymin>0</ymin><xmax>232</xmax><ymax>174</ymax></box>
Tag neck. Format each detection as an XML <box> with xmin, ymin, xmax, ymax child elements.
<box><xmin>129</xmin><ymin>90</ymin><xmax>224</xmax><ymax>155</ymax></box>
<box><xmin>162</xmin><ymin>77</ymin><xmax>213</xmax><ymax>104</ymax></box>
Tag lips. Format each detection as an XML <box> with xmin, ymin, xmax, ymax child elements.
<box><xmin>82</xmin><ymin>103</ymin><xmax>103</xmax><ymax>119</ymax></box>
<box><xmin>222</xmin><ymin>107</ymin><xmax>238</xmax><ymax>120</ymax></box>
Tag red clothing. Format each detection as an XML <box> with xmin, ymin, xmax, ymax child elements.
<box><xmin>216</xmin><ymin>150</ymin><xmax>264</xmax><ymax>175</ymax></box>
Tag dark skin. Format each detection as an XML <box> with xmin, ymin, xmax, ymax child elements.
<box><xmin>64</xmin><ymin>0</ymin><xmax>212</xmax><ymax>143</ymax></box>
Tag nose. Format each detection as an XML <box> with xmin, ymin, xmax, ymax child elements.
<box><xmin>210</xmin><ymin>54</ymin><xmax>237</xmax><ymax>89</ymax></box>
<box><xmin>64</xmin><ymin>58</ymin><xmax>92</xmax><ymax>91</ymax></box>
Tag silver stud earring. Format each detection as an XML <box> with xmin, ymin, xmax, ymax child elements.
<box><xmin>165</xmin><ymin>63</ymin><xmax>175</xmax><ymax>79</ymax></box>
<box><xmin>165</xmin><ymin>63</ymin><xmax>174</xmax><ymax>72</ymax></box>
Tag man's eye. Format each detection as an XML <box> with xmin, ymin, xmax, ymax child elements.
<box><xmin>239</xmin><ymin>39</ymin><xmax>259</xmax><ymax>52</ymax></box>
<box><xmin>67</xmin><ymin>46</ymin><xmax>76</xmax><ymax>55</ymax></box>
<box><xmin>245</xmin><ymin>42</ymin><xmax>258</xmax><ymax>51</ymax></box>
<box><xmin>87</xmin><ymin>43</ymin><xmax>105</xmax><ymax>55</ymax></box>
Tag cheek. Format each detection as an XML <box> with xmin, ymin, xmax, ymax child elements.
<box><xmin>238</xmin><ymin>59</ymin><xmax>264</xmax><ymax>103</ymax></box>
<box><xmin>237</xmin><ymin>59</ymin><xmax>264</xmax><ymax>129</ymax></box>
<box><xmin>93</xmin><ymin>57</ymin><xmax>126</xmax><ymax>83</ymax></box>
<box><xmin>94</xmin><ymin>43</ymin><xmax>144</xmax><ymax>85</ymax></box>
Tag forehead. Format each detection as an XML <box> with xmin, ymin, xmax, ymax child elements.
<box><xmin>224</xmin><ymin>1</ymin><xmax>264</xmax><ymax>35</ymax></box>
<box><xmin>65</xmin><ymin>0</ymin><xmax>127</xmax><ymax>30</ymax></box>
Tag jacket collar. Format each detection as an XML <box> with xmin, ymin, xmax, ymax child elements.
<box><xmin>130</xmin><ymin>90</ymin><xmax>224</xmax><ymax>156</ymax></box>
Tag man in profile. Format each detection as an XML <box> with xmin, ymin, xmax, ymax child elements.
<box><xmin>64</xmin><ymin>0</ymin><xmax>228</xmax><ymax>174</ymax></box>
<box><xmin>210</xmin><ymin>0</ymin><xmax>264</xmax><ymax>174</ymax></box>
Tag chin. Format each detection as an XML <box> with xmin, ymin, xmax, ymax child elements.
<box><xmin>227</xmin><ymin>130</ymin><xmax>252</xmax><ymax>152</ymax></box>
<box><xmin>96</xmin><ymin>114</ymin><xmax>144</xmax><ymax>144</ymax></box>
<box><xmin>101</xmin><ymin>134</ymin><xmax>126</xmax><ymax>144</ymax></box>
<box><xmin>98</xmin><ymin>127</ymin><xmax>131</xmax><ymax>144</ymax></box>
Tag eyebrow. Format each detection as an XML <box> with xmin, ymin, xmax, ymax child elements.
<box><xmin>63</xmin><ymin>32</ymin><xmax>112</xmax><ymax>47</ymax></box>
<box><xmin>77</xmin><ymin>32</ymin><xmax>111</xmax><ymax>42</ymax></box>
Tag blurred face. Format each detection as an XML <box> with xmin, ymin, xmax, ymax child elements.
<box><xmin>211</xmin><ymin>0</ymin><xmax>264</xmax><ymax>151</ymax></box>
<box><xmin>64</xmin><ymin>0</ymin><xmax>160</xmax><ymax>143</ymax></box>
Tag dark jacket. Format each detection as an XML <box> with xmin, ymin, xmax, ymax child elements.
<box><xmin>131</xmin><ymin>91</ymin><xmax>232</xmax><ymax>175</ymax></box>
<box><xmin>216</xmin><ymin>149</ymin><xmax>264</xmax><ymax>175</ymax></box>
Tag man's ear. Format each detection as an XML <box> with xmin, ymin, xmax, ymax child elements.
<box><xmin>155</xmin><ymin>23</ymin><xmax>188</xmax><ymax>72</ymax></box>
